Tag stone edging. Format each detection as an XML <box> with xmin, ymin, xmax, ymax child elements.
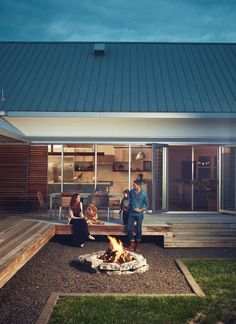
<box><xmin>37</xmin><ymin>258</ymin><xmax>236</xmax><ymax>323</ymax></box>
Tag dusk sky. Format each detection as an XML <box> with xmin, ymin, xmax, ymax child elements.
<box><xmin>0</xmin><ymin>0</ymin><xmax>236</xmax><ymax>42</ymax></box>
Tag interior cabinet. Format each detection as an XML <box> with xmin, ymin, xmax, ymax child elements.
<box><xmin>97</xmin><ymin>155</ymin><xmax>114</xmax><ymax>164</ymax></box>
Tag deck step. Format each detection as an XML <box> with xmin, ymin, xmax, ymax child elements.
<box><xmin>173</xmin><ymin>229</ymin><xmax>236</xmax><ymax>237</ymax></box>
<box><xmin>169</xmin><ymin>219</ymin><xmax>236</xmax><ymax>247</ymax></box>
<box><xmin>171</xmin><ymin>235</ymin><xmax>236</xmax><ymax>248</ymax></box>
<box><xmin>172</xmin><ymin>223</ymin><xmax>236</xmax><ymax>229</ymax></box>
<box><xmin>170</xmin><ymin>242</ymin><xmax>236</xmax><ymax>248</ymax></box>
<box><xmin>173</xmin><ymin>236</ymin><xmax>236</xmax><ymax>242</ymax></box>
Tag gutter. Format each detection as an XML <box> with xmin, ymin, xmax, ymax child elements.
<box><xmin>5</xmin><ymin>111</ymin><xmax>236</xmax><ymax>119</ymax></box>
<box><xmin>28</xmin><ymin>136</ymin><xmax>236</xmax><ymax>145</ymax></box>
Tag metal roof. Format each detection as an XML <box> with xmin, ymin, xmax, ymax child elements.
<box><xmin>0</xmin><ymin>42</ymin><xmax>235</xmax><ymax>113</ymax></box>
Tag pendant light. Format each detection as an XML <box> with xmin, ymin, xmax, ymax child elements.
<box><xmin>135</xmin><ymin>148</ymin><xmax>145</xmax><ymax>160</ymax></box>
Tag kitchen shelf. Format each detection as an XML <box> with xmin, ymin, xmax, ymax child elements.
<box><xmin>113</xmin><ymin>161</ymin><xmax>152</xmax><ymax>172</ymax></box>
<box><xmin>74</xmin><ymin>162</ymin><xmax>94</xmax><ymax>171</ymax></box>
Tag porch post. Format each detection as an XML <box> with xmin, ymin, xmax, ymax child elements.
<box><xmin>60</xmin><ymin>144</ymin><xmax>64</xmax><ymax>193</ymax></box>
<box><xmin>128</xmin><ymin>144</ymin><xmax>131</xmax><ymax>190</ymax></box>
<box><xmin>191</xmin><ymin>146</ymin><xmax>194</xmax><ymax>211</ymax></box>
<box><xmin>218</xmin><ymin>146</ymin><xmax>221</xmax><ymax>211</ymax></box>
<box><xmin>152</xmin><ymin>143</ymin><xmax>157</xmax><ymax>212</ymax></box>
<box><xmin>94</xmin><ymin>144</ymin><xmax>97</xmax><ymax>191</ymax></box>
<box><xmin>162</xmin><ymin>147</ymin><xmax>168</xmax><ymax>210</ymax></box>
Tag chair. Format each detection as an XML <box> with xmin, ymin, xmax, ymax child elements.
<box><xmin>58</xmin><ymin>194</ymin><xmax>72</xmax><ymax>219</ymax></box>
<box><xmin>37</xmin><ymin>191</ymin><xmax>48</xmax><ymax>214</ymax></box>
<box><xmin>107</xmin><ymin>196</ymin><xmax>121</xmax><ymax>221</ymax></box>
<box><xmin>91</xmin><ymin>194</ymin><xmax>109</xmax><ymax>220</ymax></box>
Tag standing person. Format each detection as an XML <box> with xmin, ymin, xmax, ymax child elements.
<box><xmin>119</xmin><ymin>189</ymin><xmax>130</xmax><ymax>225</ymax></box>
<box><xmin>68</xmin><ymin>193</ymin><xmax>95</xmax><ymax>247</ymax></box>
<box><xmin>127</xmin><ymin>180</ymin><xmax>149</xmax><ymax>252</ymax></box>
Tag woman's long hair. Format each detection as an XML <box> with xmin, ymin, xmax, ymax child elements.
<box><xmin>70</xmin><ymin>193</ymin><xmax>81</xmax><ymax>215</ymax></box>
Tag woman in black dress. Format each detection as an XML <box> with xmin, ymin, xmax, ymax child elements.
<box><xmin>68</xmin><ymin>193</ymin><xmax>95</xmax><ymax>247</ymax></box>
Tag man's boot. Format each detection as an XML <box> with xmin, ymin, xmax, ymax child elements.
<box><xmin>129</xmin><ymin>241</ymin><xmax>136</xmax><ymax>251</ymax></box>
<box><xmin>136</xmin><ymin>241</ymin><xmax>141</xmax><ymax>253</ymax></box>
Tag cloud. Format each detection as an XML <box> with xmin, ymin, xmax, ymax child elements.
<box><xmin>0</xmin><ymin>0</ymin><xmax>235</xmax><ymax>42</ymax></box>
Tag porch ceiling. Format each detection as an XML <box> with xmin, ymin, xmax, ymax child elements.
<box><xmin>0</xmin><ymin>117</ymin><xmax>26</xmax><ymax>142</ymax></box>
<box><xmin>3</xmin><ymin>116</ymin><xmax>236</xmax><ymax>144</ymax></box>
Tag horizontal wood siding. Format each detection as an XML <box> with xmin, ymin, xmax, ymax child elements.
<box><xmin>27</xmin><ymin>146</ymin><xmax>48</xmax><ymax>211</ymax></box>
<box><xmin>0</xmin><ymin>145</ymin><xmax>28</xmax><ymax>212</ymax></box>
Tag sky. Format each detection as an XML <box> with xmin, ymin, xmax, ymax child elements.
<box><xmin>0</xmin><ymin>0</ymin><xmax>236</xmax><ymax>42</ymax></box>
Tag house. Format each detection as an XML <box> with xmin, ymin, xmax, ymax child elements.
<box><xmin>0</xmin><ymin>42</ymin><xmax>235</xmax><ymax>214</ymax></box>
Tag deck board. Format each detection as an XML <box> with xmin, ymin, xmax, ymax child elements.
<box><xmin>55</xmin><ymin>223</ymin><xmax>171</xmax><ymax>237</ymax></box>
<box><xmin>0</xmin><ymin>216</ymin><xmax>21</xmax><ymax>234</ymax></box>
<box><xmin>0</xmin><ymin>217</ymin><xmax>55</xmax><ymax>288</ymax></box>
<box><xmin>0</xmin><ymin>220</ymin><xmax>39</xmax><ymax>247</ymax></box>
<box><xmin>0</xmin><ymin>222</ymin><xmax>46</xmax><ymax>258</ymax></box>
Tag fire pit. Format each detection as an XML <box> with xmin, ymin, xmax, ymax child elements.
<box><xmin>77</xmin><ymin>236</ymin><xmax>149</xmax><ymax>275</ymax></box>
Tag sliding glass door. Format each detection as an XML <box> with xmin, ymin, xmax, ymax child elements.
<box><xmin>168</xmin><ymin>145</ymin><xmax>218</xmax><ymax>212</ymax></box>
<box><xmin>193</xmin><ymin>146</ymin><xmax>218</xmax><ymax>211</ymax></box>
<box><xmin>168</xmin><ymin>146</ymin><xmax>192</xmax><ymax>211</ymax></box>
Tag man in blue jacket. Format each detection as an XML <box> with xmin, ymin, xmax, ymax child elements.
<box><xmin>128</xmin><ymin>179</ymin><xmax>149</xmax><ymax>252</ymax></box>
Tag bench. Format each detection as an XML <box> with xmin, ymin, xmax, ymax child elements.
<box><xmin>55</xmin><ymin>223</ymin><xmax>173</xmax><ymax>247</ymax></box>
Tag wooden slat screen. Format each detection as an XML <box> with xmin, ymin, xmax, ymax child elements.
<box><xmin>0</xmin><ymin>145</ymin><xmax>29</xmax><ymax>212</ymax></box>
<box><xmin>221</xmin><ymin>147</ymin><xmax>236</xmax><ymax>211</ymax></box>
<box><xmin>156</xmin><ymin>147</ymin><xmax>163</xmax><ymax>211</ymax></box>
<box><xmin>27</xmin><ymin>146</ymin><xmax>48</xmax><ymax>211</ymax></box>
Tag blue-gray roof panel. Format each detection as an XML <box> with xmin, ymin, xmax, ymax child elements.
<box><xmin>0</xmin><ymin>42</ymin><xmax>235</xmax><ymax>113</ymax></box>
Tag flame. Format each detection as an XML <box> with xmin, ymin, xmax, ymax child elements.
<box><xmin>99</xmin><ymin>236</ymin><xmax>134</xmax><ymax>264</ymax></box>
<box><xmin>107</xmin><ymin>235</ymin><xmax>127</xmax><ymax>263</ymax></box>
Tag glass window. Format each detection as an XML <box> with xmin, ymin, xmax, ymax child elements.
<box><xmin>169</xmin><ymin>146</ymin><xmax>192</xmax><ymax>211</ymax></box>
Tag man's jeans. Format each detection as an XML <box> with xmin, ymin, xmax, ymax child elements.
<box><xmin>127</xmin><ymin>213</ymin><xmax>144</xmax><ymax>242</ymax></box>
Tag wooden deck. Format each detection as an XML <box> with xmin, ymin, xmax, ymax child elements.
<box><xmin>0</xmin><ymin>215</ymin><xmax>172</xmax><ymax>288</ymax></box>
<box><xmin>0</xmin><ymin>216</ymin><xmax>55</xmax><ymax>288</ymax></box>
<box><xmin>1</xmin><ymin>212</ymin><xmax>236</xmax><ymax>288</ymax></box>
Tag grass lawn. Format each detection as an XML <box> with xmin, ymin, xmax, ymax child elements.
<box><xmin>49</xmin><ymin>260</ymin><xmax>236</xmax><ymax>324</ymax></box>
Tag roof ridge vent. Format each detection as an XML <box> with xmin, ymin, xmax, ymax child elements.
<box><xmin>94</xmin><ymin>43</ymin><xmax>105</xmax><ymax>56</ymax></box>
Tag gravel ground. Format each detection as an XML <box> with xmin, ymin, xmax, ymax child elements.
<box><xmin>1</xmin><ymin>235</ymin><xmax>236</xmax><ymax>324</ymax></box>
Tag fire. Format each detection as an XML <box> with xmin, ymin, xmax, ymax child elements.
<box><xmin>99</xmin><ymin>235</ymin><xmax>134</xmax><ymax>264</ymax></box>
<box><xmin>107</xmin><ymin>235</ymin><xmax>126</xmax><ymax>263</ymax></box>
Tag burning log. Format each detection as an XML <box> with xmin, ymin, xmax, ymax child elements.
<box><xmin>99</xmin><ymin>236</ymin><xmax>134</xmax><ymax>264</ymax></box>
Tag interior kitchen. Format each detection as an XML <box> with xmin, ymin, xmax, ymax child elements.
<box><xmin>48</xmin><ymin>144</ymin><xmax>218</xmax><ymax>213</ymax></box>
<box><xmin>48</xmin><ymin>144</ymin><xmax>153</xmax><ymax>211</ymax></box>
